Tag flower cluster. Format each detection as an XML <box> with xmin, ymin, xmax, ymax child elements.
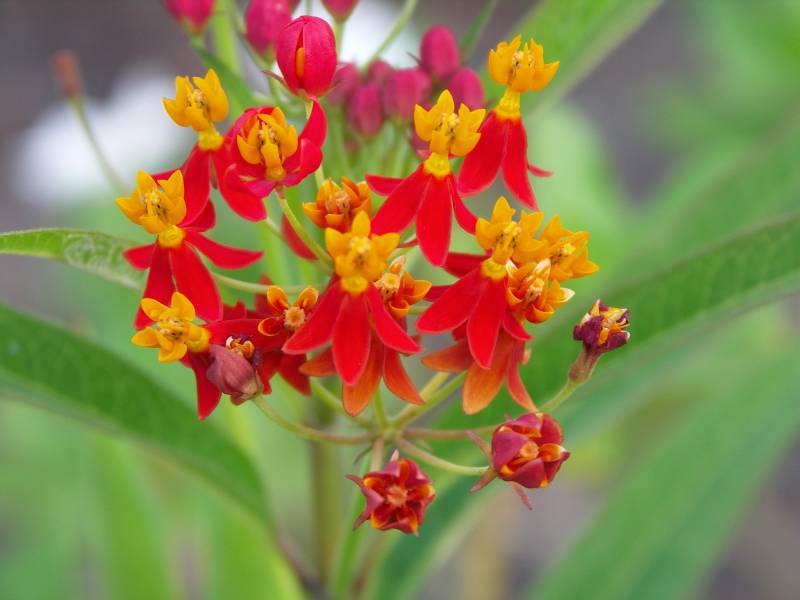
<box><xmin>120</xmin><ymin>5</ymin><xmax>631</xmax><ymax>537</ymax></box>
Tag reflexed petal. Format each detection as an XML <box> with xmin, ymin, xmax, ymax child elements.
<box><xmin>366</xmin><ymin>286</ymin><xmax>419</xmax><ymax>354</ymax></box>
<box><xmin>184</xmin><ymin>198</ymin><xmax>216</xmax><ymax>231</ymax></box>
<box><xmin>123</xmin><ymin>244</ymin><xmax>154</xmax><ymax>270</ymax></box>
<box><xmin>366</xmin><ymin>173</ymin><xmax>404</xmax><ymax>196</ymax></box>
<box><xmin>458</xmin><ymin>112</ymin><xmax>506</xmax><ymax>196</ymax></box>
<box><xmin>300</xmin><ymin>347</ymin><xmax>336</xmax><ymax>376</ymax></box>
<box><xmin>220</xmin><ymin>164</ymin><xmax>269</xmax><ymax>221</ymax></box>
<box><xmin>169</xmin><ymin>245</ymin><xmax>222</xmax><ymax>322</ymax></box>
<box><xmin>188</xmin><ymin>353</ymin><xmax>223</xmax><ymax>420</ymax></box>
<box><xmin>383</xmin><ymin>348</ymin><xmax>423</xmax><ymax>404</ymax></box>
<box><xmin>332</xmin><ymin>293</ymin><xmax>370</xmax><ymax>385</ymax></box>
<box><xmin>186</xmin><ymin>231</ymin><xmax>262</xmax><ymax>269</ymax></box>
<box><xmin>342</xmin><ymin>339</ymin><xmax>383</xmax><ymax>415</ymax></box>
<box><xmin>421</xmin><ymin>340</ymin><xmax>472</xmax><ymax>373</ymax></box>
<box><xmin>501</xmin><ymin>120</ymin><xmax>537</xmax><ymax>209</ymax></box>
<box><xmin>416</xmin><ymin>268</ymin><xmax>485</xmax><ymax>334</ymax></box>
<box><xmin>279</xmin><ymin>353</ymin><xmax>311</xmax><ymax>395</ymax></box>
<box><xmin>467</xmin><ymin>279</ymin><xmax>506</xmax><ymax>369</ymax></box>
<box><xmin>283</xmin><ymin>282</ymin><xmax>344</xmax><ymax>353</ymax></box>
<box><xmin>135</xmin><ymin>246</ymin><xmax>175</xmax><ymax>328</ymax></box>
<box><xmin>282</xmin><ymin>215</ymin><xmax>317</xmax><ymax>260</ymax></box>
<box><xmin>449</xmin><ymin>175</ymin><xmax>478</xmax><ymax>234</ymax></box>
<box><xmin>299</xmin><ymin>97</ymin><xmax>327</xmax><ymax>147</ymax></box>
<box><xmin>183</xmin><ymin>147</ymin><xmax>211</xmax><ymax>224</ymax></box>
<box><xmin>371</xmin><ymin>166</ymin><xmax>427</xmax><ymax>235</ymax></box>
<box><xmin>416</xmin><ymin>175</ymin><xmax>452</xmax><ymax>266</ymax></box>
<box><xmin>502</xmin><ymin>312</ymin><xmax>531</xmax><ymax>341</ymax></box>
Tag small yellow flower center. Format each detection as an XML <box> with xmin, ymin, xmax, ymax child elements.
<box><xmin>283</xmin><ymin>306</ymin><xmax>307</xmax><ymax>331</ymax></box>
<box><xmin>326</xmin><ymin>189</ymin><xmax>351</xmax><ymax>216</ymax></box>
<box><xmin>155</xmin><ymin>317</ymin><xmax>188</xmax><ymax>341</ymax></box>
<box><xmin>385</xmin><ymin>484</ymin><xmax>408</xmax><ymax>508</ymax></box>
<box><xmin>237</xmin><ymin>110</ymin><xmax>299</xmax><ymax>182</ymax></box>
<box><xmin>376</xmin><ymin>271</ymin><xmax>401</xmax><ymax>301</ymax></box>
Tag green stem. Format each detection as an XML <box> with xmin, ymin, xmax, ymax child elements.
<box><xmin>459</xmin><ymin>0</ymin><xmax>499</xmax><ymax>59</ymax></box>
<box><xmin>404</xmin><ymin>424</ymin><xmax>496</xmax><ymax>440</ymax></box>
<box><xmin>70</xmin><ymin>99</ymin><xmax>125</xmax><ymax>194</ymax></box>
<box><xmin>365</xmin><ymin>0</ymin><xmax>419</xmax><ymax>66</ymax></box>
<box><xmin>210</xmin><ymin>0</ymin><xmax>242</xmax><ymax>75</ymax></box>
<box><xmin>211</xmin><ymin>272</ymin><xmax>312</xmax><ymax>295</ymax></box>
<box><xmin>253</xmin><ymin>396</ymin><xmax>373</xmax><ymax>445</ymax></box>
<box><xmin>372</xmin><ymin>391</ymin><xmax>388</xmax><ymax>432</ymax></box>
<box><xmin>540</xmin><ymin>378</ymin><xmax>583</xmax><ymax>413</ymax></box>
<box><xmin>310</xmin><ymin>380</ymin><xmax>371</xmax><ymax>427</ymax></box>
<box><xmin>395</xmin><ymin>438</ymin><xmax>487</xmax><ymax>476</ymax></box>
<box><xmin>275</xmin><ymin>187</ymin><xmax>333</xmax><ymax>269</ymax></box>
<box><xmin>391</xmin><ymin>372</ymin><xmax>465</xmax><ymax>430</ymax></box>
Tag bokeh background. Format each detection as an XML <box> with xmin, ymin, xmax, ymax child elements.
<box><xmin>1</xmin><ymin>1</ymin><xmax>799</xmax><ymax>599</ymax></box>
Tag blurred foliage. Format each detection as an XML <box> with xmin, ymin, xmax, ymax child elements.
<box><xmin>1</xmin><ymin>0</ymin><xmax>800</xmax><ymax>599</ymax></box>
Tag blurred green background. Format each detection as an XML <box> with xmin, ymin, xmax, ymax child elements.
<box><xmin>1</xmin><ymin>1</ymin><xmax>799</xmax><ymax>599</ymax></box>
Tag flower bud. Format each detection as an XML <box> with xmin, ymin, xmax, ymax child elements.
<box><xmin>244</xmin><ymin>0</ymin><xmax>292</xmax><ymax>57</ymax></box>
<box><xmin>366</xmin><ymin>59</ymin><xmax>393</xmax><ymax>85</ymax></box>
<box><xmin>163</xmin><ymin>0</ymin><xmax>215</xmax><ymax>34</ymax></box>
<box><xmin>51</xmin><ymin>50</ymin><xmax>83</xmax><ymax>100</ymax></box>
<box><xmin>347</xmin><ymin>454</ymin><xmax>436</xmax><ymax>535</ymax></box>
<box><xmin>570</xmin><ymin>300</ymin><xmax>630</xmax><ymax>382</ymax></box>
<box><xmin>276</xmin><ymin>16</ymin><xmax>337</xmax><ymax>97</ymax></box>
<box><xmin>446</xmin><ymin>67</ymin><xmax>485</xmax><ymax>109</ymax></box>
<box><xmin>322</xmin><ymin>0</ymin><xmax>358</xmax><ymax>21</ymax></box>
<box><xmin>383</xmin><ymin>68</ymin><xmax>431</xmax><ymax>122</ymax></box>
<box><xmin>206</xmin><ymin>344</ymin><xmax>262</xmax><ymax>404</ymax></box>
<box><xmin>491</xmin><ymin>413</ymin><xmax>569</xmax><ymax>489</ymax></box>
<box><xmin>326</xmin><ymin>62</ymin><xmax>360</xmax><ymax>107</ymax></box>
<box><xmin>419</xmin><ymin>25</ymin><xmax>460</xmax><ymax>82</ymax></box>
<box><xmin>347</xmin><ymin>83</ymin><xmax>384</xmax><ymax>136</ymax></box>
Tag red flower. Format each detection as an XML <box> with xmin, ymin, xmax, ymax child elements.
<box><xmin>118</xmin><ymin>166</ymin><xmax>261</xmax><ymax>328</ymax></box>
<box><xmin>244</xmin><ymin>0</ymin><xmax>293</xmax><ymax>57</ymax></box>
<box><xmin>282</xmin><ymin>213</ymin><xmax>420</xmax><ymax>394</ymax></box>
<box><xmin>347</xmin><ymin>454</ymin><xmax>436</xmax><ymax>535</ymax></box>
<box><xmin>223</xmin><ymin>99</ymin><xmax>327</xmax><ymax>220</ymax></box>
<box><xmin>276</xmin><ymin>16</ymin><xmax>337</xmax><ymax>97</ymax></box>
<box><xmin>490</xmin><ymin>413</ymin><xmax>569</xmax><ymax>489</ymax></box>
<box><xmin>458</xmin><ymin>36</ymin><xmax>559</xmax><ymax>208</ymax></box>
<box><xmin>367</xmin><ymin>90</ymin><xmax>485</xmax><ymax>266</ymax></box>
<box><xmin>423</xmin><ymin>326</ymin><xmax>534</xmax><ymax>415</ymax></box>
<box><xmin>300</xmin><ymin>257</ymin><xmax>428</xmax><ymax>415</ymax></box>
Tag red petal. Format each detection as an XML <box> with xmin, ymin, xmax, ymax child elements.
<box><xmin>416</xmin><ymin>268</ymin><xmax>486</xmax><ymax>334</ymax></box>
<box><xmin>123</xmin><ymin>244</ymin><xmax>154</xmax><ymax>270</ymax></box>
<box><xmin>502</xmin><ymin>312</ymin><xmax>531</xmax><ymax>341</ymax></box>
<box><xmin>185</xmin><ymin>231</ymin><xmax>262</xmax><ymax>269</ymax></box>
<box><xmin>170</xmin><ymin>245</ymin><xmax>222</xmax><ymax>322</ymax></box>
<box><xmin>283</xmin><ymin>138</ymin><xmax>323</xmax><ymax>186</ymax></box>
<box><xmin>383</xmin><ymin>348</ymin><xmax>423</xmax><ymax>405</ymax></box>
<box><xmin>299</xmin><ymin>98</ymin><xmax>327</xmax><ymax>148</ymax></box>
<box><xmin>135</xmin><ymin>245</ymin><xmax>174</xmax><ymax>329</ymax></box>
<box><xmin>182</xmin><ymin>147</ymin><xmax>211</xmax><ymax>224</ymax></box>
<box><xmin>458</xmin><ymin>112</ymin><xmax>506</xmax><ymax>196</ymax></box>
<box><xmin>507</xmin><ymin>357</ymin><xmax>535</xmax><ymax>411</ymax></box>
<box><xmin>366</xmin><ymin>173</ymin><xmax>404</xmax><ymax>196</ymax></box>
<box><xmin>366</xmin><ymin>285</ymin><xmax>420</xmax><ymax>354</ymax></box>
<box><xmin>528</xmin><ymin>163</ymin><xmax>553</xmax><ymax>178</ymax></box>
<box><xmin>502</xmin><ymin>120</ymin><xmax>537</xmax><ymax>209</ymax></box>
<box><xmin>343</xmin><ymin>339</ymin><xmax>383</xmax><ymax>416</ymax></box>
<box><xmin>467</xmin><ymin>279</ymin><xmax>506</xmax><ymax>369</ymax></box>
<box><xmin>283</xmin><ymin>282</ymin><xmax>344</xmax><ymax>353</ymax></box>
<box><xmin>416</xmin><ymin>175</ymin><xmax>452</xmax><ymax>266</ymax></box>
<box><xmin>333</xmin><ymin>293</ymin><xmax>370</xmax><ymax>385</ymax></box>
<box><xmin>443</xmin><ymin>252</ymin><xmax>484</xmax><ymax>278</ymax></box>
<box><xmin>188</xmin><ymin>353</ymin><xmax>222</xmax><ymax>420</ymax></box>
<box><xmin>184</xmin><ymin>198</ymin><xmax>216</xmax><ymax>231</ymax></box>
<box><xmin>421</xmin><ymin>340</ymin><xmax>472</xmax><ymax>373</ymax></box>
<box><xmin>463</xmin><ymin>335</ymin><xmax>514</xmax><ymax>414</ymax></box>
<box><xmin>448</xmin><ymin>174</ymin><xmax>477</xmax><ymax>234</ymax></box>
<box><xmin>300</xmin><ymin>347</ymin><xmax>336</xmax><ymax>376</ymax></box>
<box><xmin>371</xmin><ymin>166</ymin><xmax>427</xmax><ymax>235</ymax></box>
<box><xmin>220</xmin><ymin>164</ymin><xmax>268</xmax><ymax>221</ymax></box>
<box><xmin>281</xmin><ymin>215</ymin><xmax>317</xmax><ymax>260</ymax></box>
<box><xmin>279</xmin><ymin>353</ymin><xmax>311</xmax><ymax>395</ymax></box>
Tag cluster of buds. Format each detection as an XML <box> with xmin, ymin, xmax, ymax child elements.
<box><xmin>127</xmin><ymin>6</ymin><xmax>632</xmax><ymax>536</ymax></box>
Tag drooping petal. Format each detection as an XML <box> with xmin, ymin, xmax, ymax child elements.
<box><xmin>188</xmin><ymin>353</ymin><xmax>223</xmax><ymax>420</ymax></box>
<box><xmin>169</xmin><ymin>245</ymin><xmax>222</xmax><ymax>322</ymax></box>
<box><xmin>332</xmin><ymin>293</ymin><xmax>370</xmax><ymax>385</ymax></box>
<box><xmin>282</xmin><ymin>138</ymin><xmax>323</xmax><ymax>186</ymax></box>
<box><xmin>281</xmin><ymin>215</ymin><xmax>317</xmax><ymax>260</ymax></box>
<box><xmin>416</xmin><ymin>268</ymin><xmax>486</xmax><ymax>334</ymax></box>
<box><xmin>502</xmin><ymin>312</ymin><xmax>531</xmax><ymax>341</ymax></box>
<box><xmin>135</xmin><ymin>245</ymin><xmax>174</xmax><ymax>329</ymax></box>
<box><xmin>283</xmin><ymin>282</ymin><xmax>344</xmax><ymax>354</ymax></box>
<box><xmin>123</xmin><ymin>244</ymin><xmax>154</xmax><ymax>270</ymax></box>
<box><xmin>416</xmin><ymin>175</ymin><xmax>452</xmax><ymax>266</ymax></box>
<box><xmin>299</xmin><ymin>97</ymin><xmax>327</xmax><ymax>147</ymax></box>
<box><xmin>467</xmin><ymin>279</ymin><xmax>507</xmax><ymax>369</ymax></box>
<box><xmin>300</xmin><ymin>347</ymin><xmax>336</xmax><ymax>376</ymax></box>
<box><xmin>184</xmin><ymin>197</ymin><xmax>217</xmax><ymax>231</ymax></box>
<box><xmin>183</xmin><ymin>146</ymin><xmax>212</xmax><ymax>224</ymax></box>
<box><xmin>449</xmin><ymin>174</ymin><xmax>478</xmax><ymax>234</ymax></box>
<box><xmin>342</xmin><ymin>338</ymin><xmax>383</xmax><ymax>416</ymax></box>
<box><xmin>366</xmin><ymin>173</ymin><xmax>403</xmax><ymax>196</ymax></box>
<box><xmin>185</xmin><ymin>231</ymin><xmax>262</xmax><ymax>269</ymax></box>
<box><xmin>383</xmin><ymin>348</ymin><xmax>423</xmax><ymax>405</ymax></box>
<box><xmin>462</xmin><ymin>331</ymin><xmax>516</xmax><ymax>414</ymax></box>
<box><xmin>220</xmin><ymin>164</ymin><xmax>268</xmax><ymax>221</ymax></box>
<box><xmin>366</xmin><ymin>285</ymin><xmax>419</xmax><ymax>354</ymax></box>
<box><xmin>502</xmin><ymin>119</ymin><xmax>537</xmax><ymax>209</ymax></box>
<box><xmin>421</xmin><ymin>339</ymin><xmax>473</xmax><ymax>373</ymax></box>
<box><xmin>443</xmin><ymin>252</ymin><xmax>484</xmax><ymax>277</ymax></box>
<box><xmin>457</xmin><ymin>112</ymin><xmax>507</xmax><ymax>196</ymax></box>
<box><xmin>371</xmin><ymin>166</ymin><xmax>427</xmax><ymax>235</ymax></box>
<box><xmin>279</xmin><ymin>353</ymin><xmax>311</xmax><ymax>395</ymax></box>
<box><xmin>506</xmin><ymin>356</ymin><xmax>535</xmax><ymax>411</ymax></box>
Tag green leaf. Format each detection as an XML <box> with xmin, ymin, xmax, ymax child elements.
<box><xmin>530</xmin><ymin>348</ymin><xmax>800</xmax><ymax>600</ymax></box>
<box><xmin>0</xmin><ymin>228</ymin><xmax>141</xmax><ymax>289</ymax></box>
<box><xmin>0</xmin><ymin>302</ymin><xmax>265</xmax><ymax>519</ymax></box>
<box><xmin>489</xmin><ymin>0</ymin><xmax>664</xmax><ymax>117</ymax></box>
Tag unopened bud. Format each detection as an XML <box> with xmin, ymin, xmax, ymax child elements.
<box><xmin>383</xmin><ymin>68</ymin><xmax>431</xmax><ymax>121</ymax></box>
<box><xmin>347</xmin><ymin>83</ymin><xmax>384</xmax><ymax>136</ymax></box>
<box><xmin>276</xmin><ymin>16</ymin><xmax>338</xmax><ymax>97</ymax></box>
<box><xmin>207</xmin><ymin>345</ymin><xmax>262</xmax><ymax>404</ymax></box>
<box><xmin>366</xmin><ymin>59</ymin><xmax>393</xmax><ymax>85</ymax></box>
<box><xmin>163</xmin><ymin>0</ymin><xmax>215</xmax><ymax>34</ymax></box>
<box><xmin>327</xmin><ymin>62</ymin><xmax>360</xmax><ymax>107</ymax></box>
<box><xmin>419</xmin><ymin>25</ymin><xmax>460</xmax><ymax>82</ymax></box>
<box><xmin>51</xmin><ymin>50</ymin><xmax>83</xmax><ymax>100</ymax></box>
<box><xmin>245</xmin><ymin>0</ymin><xmax>292</xmax><ymax>57</ymax></box>
<box><xmin>446</xmin><ymin>67</ymin><xmax>485</xmax><ymax>109</ymax></box>
<box><xmin>322</xmin><ymin>0</ymin><xmax>358</xmax><ymax>22</ymax></box>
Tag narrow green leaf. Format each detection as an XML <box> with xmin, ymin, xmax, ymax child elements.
<box><xmin>488</xmin><ymin>0</ymin><xmax>664</xmax><ymax>117</ymax></box>
<box><xmin>531</xmin><ymin>349</ymin><xmax>800</xmax><ymax>600</ymax></box>
<box><xmin>0</xmin><ymin>303</ymin><xmax>265</xmax><ymax>519</ymax></box>
<box><xmin>0</xmin><ymin>228</ymin><xmax>141</xmax><ymax>288</ymax></box>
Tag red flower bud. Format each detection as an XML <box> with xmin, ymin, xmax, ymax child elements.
<box><xmin>244</xmin><ymin>0</ymin><xmax>292</xmax><ymax>56</ymax></box>
<box><xmin>569</xmin><ymin>300</ymin><xmax>630</xmax><ymax>382</ymax></box>
<box><xmin>366</xmin><ymin>59</ymin><xmax>394</xmax><ymax>85</ymax></box>
<box><xmin>419</xmin><ymin>25</ymin><xmax>460</xmax><ymax>82</ymax></box>
<box><xmin>491</xmin><ymin>413</ymin><xmax>569</xmax><ymax>489</ymax></box>
<box><xmin>347</xmin><ymin>83</ymin><xmax>384</xmax><ymax>136</ymax></box>
<box><xmin>446</xmin><ymin>67</ymin><xmax>485</xmax><ymax>109</ymax></box>
<box><xmin>163</xmin><ymin>0</ymin><xmax>215</xmax><ymax>33</ymax></box>
<box><xmin>206</xmin><ymin>344</ymin><xmax>262</xmax><ymax>404</ymax></box>
<box><xmin>51</xmin><ymin>50</ymin><xmax>83</xmax><ymax>99</ymax></box>
<box><xmin>383</xmin><ymin>68</ymin><xmax>431</xmax><ymax>121</ymax></box>
<box><xmin>326</xmin><ymin>62</ymin><xmax>360</xmax><ymax>106</ymax></box>
<box><xmin>322</xmin><ymin>0</ymin><xmax>358</xmax><ymax>21</ymax></box>
<box><xmin>347</xmin><ymin>455</ymin><xmax>436</xmax><ymax>535</ymax></box>
<box><xmin>276</xmin><ymin>16</ymin><xmax>337</xmax><ymax>97</ymax></box>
